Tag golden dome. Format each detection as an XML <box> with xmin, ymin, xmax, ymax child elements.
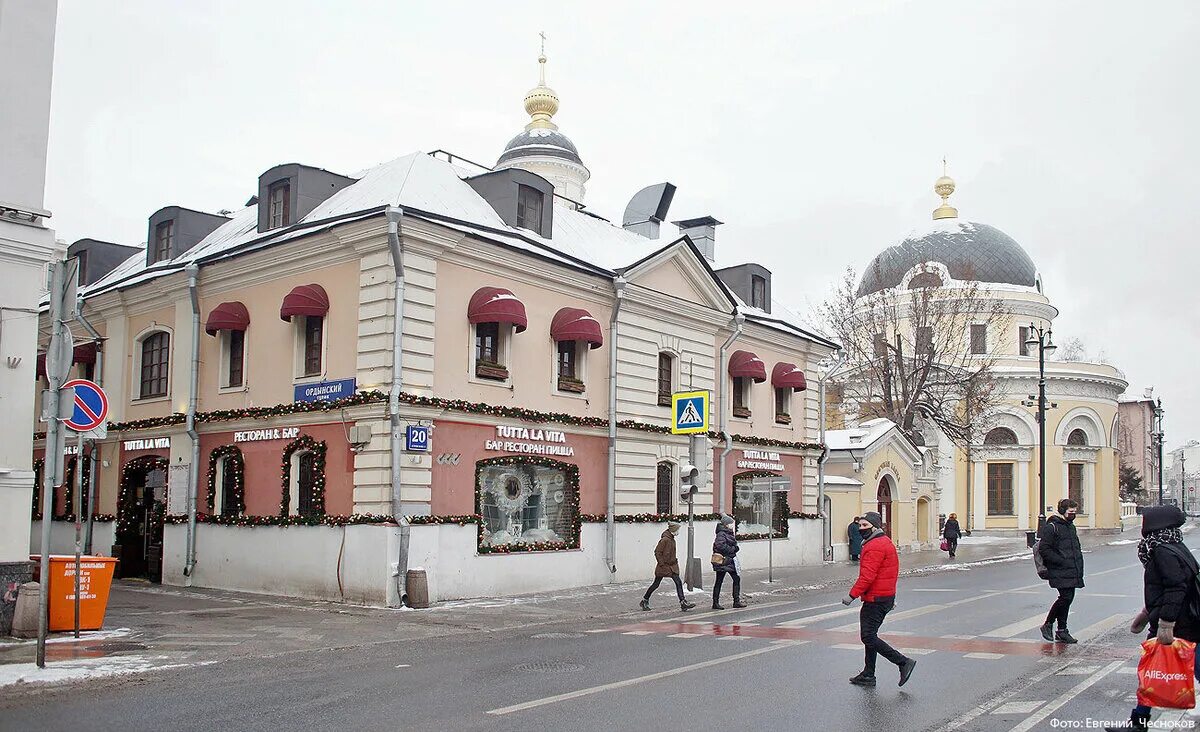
<box><xmin>524</xmin><ymin>53</ymin><xmax>559</xmax><ymax>130</ymax></box>
<box><xmin>932</xmin><ymin>173</ymin><xmax>958</xmax><ymax>220</ymax></box>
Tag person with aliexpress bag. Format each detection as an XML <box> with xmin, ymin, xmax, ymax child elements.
<box><xmin>843</xmin><ymin>512</ymin><xmax>918</xmax><ymax>687</ymax></box>
<box><xmin>1107</xmin><ymin>506</ymin><xmax>1200</xmax><ymax>732</ymax></box>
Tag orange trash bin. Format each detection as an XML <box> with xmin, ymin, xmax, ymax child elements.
<box><xmin>30</xmin><ymin>555</ymin><xmax>119</xmax><ymax>632</ymax></box>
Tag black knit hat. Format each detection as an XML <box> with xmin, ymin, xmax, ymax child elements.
<box><xmin>1141</xmin><ymin>505</ymin><xmax>1186</xmax><ymax>536</ymax></box>
<box><xmin>862</xmin><ymin>511</ymin><xmax>884</xmax><ymax>529</ymax></box>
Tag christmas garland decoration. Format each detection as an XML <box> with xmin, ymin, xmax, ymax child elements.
<box><xmin>116</xmin><ymin>455</ymin><xmax>169</xmax><ymax>536</ymax></box>
<box><xmin>62</xmin><ymin>389</ymin><xmax>823</xmax><ymax>453</ymax></box>
<box><xmin>31</xmin><ymin>458</ymin><xmax>44</xmax><ymax>519</ymax></box>
<box><xmin>579</xmin><ymin>512</ymin><xmax>724</xmax><ymax>523</ymax></box>
<box><xmin>406</xmin><ymin>514</ymin><xmax>481</xmax><ymax>526</ymax></box>
<box><xmin>206</xmin><ymin>444</ymin><xmax>246</xmax><ymax>516</ymax></box>
<box><xmin>62</xmin><ymin>455</ymin><xmax>92</xmax><ymax>519</ymax></box>
<box><xmin>164</xmin><ymin>513</ymin><xmax>393</xmax><ymax>527</ymax></box>
<box><xmin>49</xmin><ymin>514</ymin><xmax>116</xmax><ymax>523</ymax></box>
<box><xmin>474</xmin><ymin>455</ymin><xmax>581</xmax><ymax>554</ymax></box>
<box><xmin>279</xmin><ymin>435</ymin><xmax>327</xmax><ymax>517</ymax></box>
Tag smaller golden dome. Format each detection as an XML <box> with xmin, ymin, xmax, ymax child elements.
<box><xmin>523</xmin><ymin>53</ymin><xmax>559</xmax><ymax>130</ymax></box>
<box><xmin>932</xmin><ymin>173</ymin><xmax>958</xmax><ymax>220</ymax></box>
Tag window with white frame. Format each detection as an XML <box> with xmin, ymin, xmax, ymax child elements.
<box><xmin>268</xmin><ymin>180</ymin><xmax>291</xmax><ymax>229</ymax></box>
<box><xmin>474</xmin><ymin>322</ymin><xmax>510</xmax><ymax>380</ymax></box>
<box><xmin>1068</xmin><ymin>462</ymin><xmax>1085</xmax><ymax>512</ymax></box>
<box><xmin>288</xmin><ymin>450</ymin><xmax>318</xmax><ymax>517</ymax></box>
<box><xmin>222</xmin><ymin>329</ymin><xmax>246</xmax><ymax>388</ymax></box>
<box><xmin>294</xmin><ymin>316</ymin><xmax>325</xmax><ymax>379</ymax></box>
<box><xmin>656</xmin><ymin>352</ymin><xmax>675</xmax><ymax>406</ymax></box>
<box><xmin>656</xmin><ymin>461</ymin><xmax>674</xmax><ymax>514</ymax></box>
<box><xmin>732</xmin><ymin>376</ymin><xmax>751</xmax><ymax>418</ymax></box>
<box><xmin>556</xmin><ymin>340</ymin><xmax>585</xmax><ymax>392</ymax></box>
<box><xmin>138</xmin><ymin>331</ymin><xmax>170</xmax><ymax>399</ymax></box>
<box><xmin>775</xmin><ymin>388</ymin><xmax>791</xmax><ymax>424</ymax></box>
<box><xmin>970</xmin><ymin>324</ymin><xmax>988</xmax><ymax>355</ymax></box>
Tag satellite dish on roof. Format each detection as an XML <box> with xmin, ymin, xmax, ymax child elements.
<box><xmin>622</xmin><ymin>183</ymin><xmax>676</xmax><ymax>239</ymax></box>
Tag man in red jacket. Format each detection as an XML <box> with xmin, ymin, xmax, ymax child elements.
<box><xmin>842</xmin><ymin>511</ymin><xmax>917</xmax><ymax>687</ymax></box>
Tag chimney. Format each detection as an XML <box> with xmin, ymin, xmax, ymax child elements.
<box><xmin>673</xmin><ymin>216</ymin><xmax>722</xmax><ymax>263</ymax></box>
<box><xmin>622</xmin><ymin>182</ymin><xmax>676</xmax><ymax>239</ymax></box>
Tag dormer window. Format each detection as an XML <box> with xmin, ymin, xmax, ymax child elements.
<box><xmin>516</xmin><ymin>184</ymin><xmax>543</xmax><ymax>232</ymax></box>
<box><xmin>152</xmin><ymin>220</ymin><xmax>174</xmax><ymax>263</ymax></box>
<box><xmin>268</xmin><ymin>180</ymin><xmax>291</xmax><ymax>229</ymax></box>
<box><xmin>751</xmin><ymin>275</ymin><xmax>767</xmax><ymax>309</ymax></box>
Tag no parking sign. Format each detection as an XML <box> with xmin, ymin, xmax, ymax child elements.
<box><xmin>61</xmin><ymin>378</ymin><xmax>109</xmax><ymax>434</ymax></box>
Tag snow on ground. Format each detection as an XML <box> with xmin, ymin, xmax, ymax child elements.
<box><xmin>955</xmin><ymin>535</ymin><xmax>1020</xmax><ymax>546</ymax></box>
<box><xmin>1107</xmin><ymin>539</ymin><xmax>1139</xmax><ymax>545</ymax></box>
<box><xmin>0</xmin><ymin>655</ymin><xmax>212</xmax><ymax>689</ymax></box>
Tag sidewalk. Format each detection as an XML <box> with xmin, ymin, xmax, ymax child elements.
<box><xmin>0</xmin><ymin>530</ymin><xmax>1129</xmax><ymax>690</ymax></box>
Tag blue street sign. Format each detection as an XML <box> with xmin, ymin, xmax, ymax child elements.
<box><xmin>672</xmin><ymin>390</ymin><xmax>709</xmax><ymax>435</ymax></box>
<box><xmin>294</xmin><ymin>377</ymin><xmax>357</xmax><ymax>404</ymax></box>
<box><xmin>62</xmin><ymin>378</ymin><xmax>108</xmax><ymax>432</ymax></box>
<box><xmin>405</xmin><ymin>425</ymin><xmax>431</xmax><ymax>452</ymax></box>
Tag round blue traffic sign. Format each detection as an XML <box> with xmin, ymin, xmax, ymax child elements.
<box><xmin>62</xmin><ymin>378</ymin><xmax>109</xmax><ymax>432</ymax></box>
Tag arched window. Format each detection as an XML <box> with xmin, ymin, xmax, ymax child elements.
<box><xmin>1067</xmin><ymin>428</ymin><xmax>1088</xmax><ymax>446</ymax></box>
<box><xmin>984</xmin><ymin>427</ymin><xmax>1019</xmax><ymax>445</ymax></box>
<box><xmin>908</xmin><ymin>271</ymin><xmax>943</xmax><ymax>289</ymax></box>
<box><xmin>656</xmin><ymin>461</ymin><xmax>674</xmax><ymax>514</ymax></box>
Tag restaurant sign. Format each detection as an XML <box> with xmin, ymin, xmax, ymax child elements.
<box><xmin>123</xmin><ymin>437</ymin><xmax>171</xmax><ymax>452</ymax></box>
<box><xmin>235</xmin><ymin>427</ymin><xmax>301</xmax><ymax>443</ymax></box>
<box><xmin>737</xmin><ymin>449</ymin><xmax>785</xmax><ymax>472</ymax></box>
<box><xmin>485</xmin><ymin>425</ymin><xmax>575</xmax><ymax>457</ymax></box>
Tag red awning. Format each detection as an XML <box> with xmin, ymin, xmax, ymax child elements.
<box><xmin>279</xmin><ymin>284</ymin><xmax>330</xmax><ymax>321</ymax></box>
<box><xmin>550</xmin><ymin>307</ymin><xmax>603</xmax><ymax>349</ymax></box>
<box><xmin>772</xmin><ymin>362</ymin><xmax>808</xmax><ymax>391</ymax></box>
<box><xmin>36</xmin><ymin>343</ymin><xmax>98</xmax><ymax>378</ymax></box>
<box><xmin>206</xmin><ymin>301</ymin><xmax>251</xmax><ymax>336</ymax></box>
<box><xmin>35</xmin><ymin>353</ymin><xmax>46</xmax><ymax>379</ymax></box>
<box><xmin>728</xmin><ymin>349</ymin><xmax>767</xmax><ymax>383</ymax></box>
<box><xmin>468</xmin><ymin>287</ymin><xmax>527</xmax><ymax>333</ymax></box>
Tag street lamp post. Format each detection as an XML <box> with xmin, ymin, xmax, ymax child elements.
<box><xmin>1025</xmin><ymin>323</ymin><xmax>1057</xmax><ymax>535</ymax></box>
<box><xmin>1152</xmin><ymin>399</ymin><xmax>1165</xmax><ymax>506</ymax></box>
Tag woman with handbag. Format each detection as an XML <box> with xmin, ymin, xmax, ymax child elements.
<box><xmin>1107</xmin><ymin>506</ymin><xmax>1200</xmax><ymax>732</ymax></box>
<box><xmin>711</xmin><ymin>514</ymin><xmax>745</xmax><ymax>610</ymax></box>
<box><xmin>942</xmin><ymin>513</ymin><xmax>961</xmax><ymax>559</ymax></box>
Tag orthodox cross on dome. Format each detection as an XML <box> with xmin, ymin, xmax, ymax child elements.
<box><xmin>932</xmin><ymin>159</ymin><xmax>958</xmax><ymax>220</ymax></box>
<box><xmin>524</xmin><ymin>31</ymin><xmax>560</xmax><ymax>130</ymax></box>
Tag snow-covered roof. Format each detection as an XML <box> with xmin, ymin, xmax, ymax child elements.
<box><xmin>823</xmin><ymin>475</ymin><xmax>864</xmax><ymax>487</ymax></box>
<box><xmin>825</xmin><ymin>418</ymin><xmax>898</xmax><ymax>451</ymax></box>
<box><xmin>73</xmin><ymin>151</ymin><xmax>832</xmax><ymax>347</ymax></box>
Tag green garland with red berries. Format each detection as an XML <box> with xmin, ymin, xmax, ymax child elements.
<box><xmin>164</xmin><ymin>513</ymin><xmax>393</xmax><ymax>527</ymax></box>
<box><xmin>279</xmin><ymin>435</ymin><xmax>326</xmax><ymax>517</ymax></box>
<box><xmin>117</xmin><ymin>455</ymin><xmax>169</xmax><ymax>537</ymax></box>
<box><xmin>206</xmin><ymin>444</ymin><xmax>245</xmax><ymax>516</ymax></box>
<box><xmin>474</xmin><ymin>455</ymin><xmax>581</xmax><ymax>554</ymax></box>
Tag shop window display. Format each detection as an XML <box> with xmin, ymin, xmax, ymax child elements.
<box><xmin>733</xmin><ymin>474</ymin><xmax>788</xmax><ymax>535</ymax></box>
<box><xmin>478</xmin><ymin>460</ymin><xmax>575</xmax><ymax>548</ymax></box>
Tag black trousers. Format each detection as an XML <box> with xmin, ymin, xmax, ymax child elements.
<box><xmin>945</xmin><ymin>537</ymin><xmax>958</xmax><ymax>556</ymax></box>
<box><xmin>644</xmin><ymin>574</ymin><xmax>685</xmax><ymax>602</ymax></box>
<box><xmin>713</xmin><ymin>569</ymin><xmax>740</xmax><ymax>604</ymax></box>
<box><xmin>1045</xmin><ymin>587</ymin><xmax>1076</xmax><ymax>629</ymax></box>
<box><xmin>860</xmin><ymin>597</ymin><xmax>908</xmax><ymax>675</ymax></box>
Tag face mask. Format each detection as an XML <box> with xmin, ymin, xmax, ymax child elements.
<box><xmin>860</xmin><ymin>528</ymin><xmax>874</xmax><ymax>539</ymax></box>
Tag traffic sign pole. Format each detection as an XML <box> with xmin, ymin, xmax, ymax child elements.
<box><xmin>74</xmin><ymin>430</ymin><xmax>84</xmax><ymax>638</ymax></box>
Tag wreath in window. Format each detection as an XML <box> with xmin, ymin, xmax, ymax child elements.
<box><xmin>207</xmin><ymin>444</ymin><xmax>245</xmax><ymax>516</ymax></box>
<box><xmin>732</xmin><ymin>470</ymin><xmax>790</xmax><ymax>539</ymax></box>
<box><xmin>473</xmin><ymin>455</ymin><xmax>581</xmax><ymax>553</ymax></box>
<box><xmin>117</xmin><ymin>455</ymin><xmax>169</xmax><ymax>536</ymax></box>
<box><xmin>31</xmin><ymin>458</ymin><xmax>44</xmax><ymax>519</ymax></box>
<box><xmin>279</xmin><ymin>435</ymin><xmax>326</xmax><ymax>516</ymax></box>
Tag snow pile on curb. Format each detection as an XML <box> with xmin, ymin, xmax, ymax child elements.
<box><xmin>0</xmin><ymin>655</ymin><xmax>211</xmax><ymax>689</ymax></box>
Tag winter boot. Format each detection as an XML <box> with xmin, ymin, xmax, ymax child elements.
<box><xmin>898</xmin><ymin>658</ymin><xmax>917</xmax><ymax>687</ymax></box>
<box><xmin>1039</xmin><ymin>621</ymin><xmax>1055</xmax><ymax>642</ymax></box>
<box><xmin>712</xmin><ymin>602</ymin><xmax>725</xmax><ymax>610</ymax></box>
<box><xmin>639</xmin><ymin>598</ymin><xmax>650</xmax><ymax>611</ymax></box>
<box><xmin>680</xmin><ymin>600</ymin><xmax>695</xmax><ymax>611</ymax></box>
<box><xmin>732</xmin><ymin>600</ymin><xmax>747</xmax><ymax>609</ymax></box>
<box><xmin>1055</xmin><ymin>629</ymin><xmax>1079</xmax><ymax>644</ymax></box>
<box><xmin>848</xmin><ymin>673</ymin><xmax>877</xmax><ymax>687</ymax></box>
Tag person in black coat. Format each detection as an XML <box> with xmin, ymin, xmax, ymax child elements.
<box><xmin>711</xmin><ymin>515</ymin><xmax>744</xmax><ymax>610</ymax></box>
<box><xmin>848</xmin><ymin>517</ymin><xmax>863</xmax><ymax>561</ymax></box>
<box><xmin>1039</xmin><ymin>498</ymin><xmax>1085</xmax><ymax>644</ymax></box>
<box><xmin>942</xmin><ymin>513</ymin><xmax>961</xmax><ymax>559</ymax></box>
<box><xmin>1107</xmin><ymin>506</ymin><xmax>1200</xmax><ymax>732</ymax></box>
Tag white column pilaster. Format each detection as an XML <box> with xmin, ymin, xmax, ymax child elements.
<box><xmin>1017</xmin><ymin>460</ymin><xmax>1030</xmax><ymax>530</ymax></box>
<box><xmin>973</xmin><ymin>461</ymin><xmax>987</xmax><ymax>530</ymax></box>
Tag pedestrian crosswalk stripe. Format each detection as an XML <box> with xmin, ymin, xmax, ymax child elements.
<box><xmin>831</xmin><ymin>643</ymin><xmax>861</xmax><ymax>650</ymax></box>
<box><xmin>585</xmin><ymin>629</ymin><xmax>611</xmax><ymax>633</ymax></box>
<box><xmin>897</xmin><ymin>648</ymin><xmax>938</xmax><ymax>655</ymax></box>
<box><xmin>981</xmin><ymin>613</ymin><xmax>1049</xmax><ymax>639</ymax></box>
<box><xmin>964</xmin><ymin>652</ymin><xmax>1006</xmax><ymax>659</ymax></box>
<box><xmin>1057</xmin><ymin>664</ymin><xmax>1102</xmax><ymax>675</ymax></box>
<box><xmin>1116</xmin><ymin>666</ymin><xmax>1138</xmax><ymax>674</ymax></box>
<box><xmin>991</xmin><ymin>701</ymin><xmax>1045</xmax><ymax>715</ymax></box>
<box><xmin>622</xmin><ymin>631</ymin><xmax>655</xmax><ymax>636</ymax></box>
<box><xmin>668</xmin><ymin>633</ymin><xmax>703</xmax><ymax>638</ymax></box>
<box><xmin>943</xmin><ymin>634</ymin><xmax>978</xmax><ymax>640</ymax></box>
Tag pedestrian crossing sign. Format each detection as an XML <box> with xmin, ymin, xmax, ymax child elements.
<box><xmin>671</xmin><ymin>390</ymin><xmax>710</xmax><ymax>435</ymax></box>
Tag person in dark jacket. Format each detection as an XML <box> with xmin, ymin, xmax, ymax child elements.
<box><xmin>943</xmin><ymin>513</ymin><xmax>961</xmax><ymax>559</ymax></box>
<box><xmin>844</xmin><ymin>512</ymin><xmax>917</xmax><ymax>687</ymax></box>
<box><xmin>1107</xmin><ymin>506</ymin><xmax>1200</xmax><ymax>732</ymax></box>
<box><xmin>712</xmin><ymin>515</ymin><xmax>744</xmax><ymax>610</ymax></box>
<box><xmin>848</xmin><ymin>517</ymin><xmax>863</xmax><ymax>561</ymax></box>
<box><xmin>640</xmin><ymin>522</ymin><xmax>696</xmax><ymax>612</ymax></box>
<box><xmin>1039</xmin><ymin>498</ymin><xmax>1085</xmax><ymax>644</ymax></box>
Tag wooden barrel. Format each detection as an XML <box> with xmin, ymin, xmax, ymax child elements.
<box><xmin>405</xmin><ymin>569</ymin><xmax>430</xmax><ymax>608</ymax></box>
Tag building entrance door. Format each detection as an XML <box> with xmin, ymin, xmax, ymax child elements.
<box><xmin>877</xmin><ymin>478</ymin><xmax>893</xmax><ymax>538</ymax></box>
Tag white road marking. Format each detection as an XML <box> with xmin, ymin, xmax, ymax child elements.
<box><xmin>1116</xmin><ymin>666</ymin><xmax>1138</xmax><ymax>674</ymax></box>
<box><xmin>831</xmin><ymin>643</ymin><xmax>861</xmax><ymax>650</ymax></box>
<box><xmin>731</xmin><ymin>622</ymin><xmax>760</xmax><ymax>627</ymax></box>
<box><xmin>667</xmin><ymin>633</ymin><xmax>703</xmax><ymax>638</ymax></box>
<box><xmin>1005</xmin><ymin>661</ymin><xmax>1124</xmax><ymax>732</ymax></box>
<box><xmin>152</xmin><ymin>641</ymin><xmax>242</xmax><ymax>646</ymax></box>
<box><xmin>661</xmin><ymin>600</ymin><xmax>793</xmax><ymax>623</ymax></box>
<box><xmin>1074</xmin><ymin>613</ymin><xmax>1129</xmax><ymax>642</ymax></box>
<box><xmin>732</xmin><ymin>601</ymin><xmax>842</xmax><ymax>625</ymax></box>
<box><xmin>777</xmin><ymin>606</ymin><xmax>861</xmax><ymax>627</ymax></box>
<box><xmin>982</xmin><ymin>613</ymin><xmax>1051</xmax><ymax>639</ymax></box>
<box><xmin>829</xmin><ymin>603</ymin><xmax>949</xmax><ymax>631</ymax></box>
<box><xmin>964</xmin><ymin>652</ymin><xmax>1007</xmax><ymax>660</ymax></box>
<box><xmin>622</xmin><ymin>631</ymin><xmax>654</xmax><ymax>636</ymax></box>
<box><xmin>992</xmin><ymin>701</ymin><xmax>1045</xmax><ymax>715</ymax></box>
<box><xmin>897</xmin><ymin>647</ymin><xmax>938</xmax><ymax>655</ymax></box>
<box><xmin>944</xmin><ymin>634</ymin><xmax>979</xmax><ymax>640</ymax></box>
<box><xmin>948</xmin><ymin>663</ymin><xmax>1068</xmax><ymax>729</ymax></box>
<box><xmin>486</xmin><ymin>643</ymin><xmax>801</xmax><ymax>715</ymax></box>
<box><xmin>1057</xmin><ymin>664</ymin><xmax>1102</xmax><ymax>675</ymax></box>
<box><xmin>584</xmin><ymin>629</ymin><xmax>611</xmax><ymax>634</ymax></box>
<box><xmin>395</xmin><ymin>664</ymin><xmax>410</xmax><ymax>668</ymax></box>
<box><xmin>717</xmin><ymin>635</ymin><xmax>749</xmax><ymax>640</ymax></box>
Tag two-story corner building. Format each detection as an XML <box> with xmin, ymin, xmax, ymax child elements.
<box><xmin>834</xmin><ymin>174</ymin><xmax>1128</xmax><ymax>536</ymax></box>
<box><xmin>29</xmin><ymin>51</ymin><xmax>837</xmax><ymax>605</ymax></box>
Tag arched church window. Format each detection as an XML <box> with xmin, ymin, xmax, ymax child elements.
<box><xmin>984</xmin><ymin>427</ymin><xmax>1019</xmax><ymax>445</ymax></box>
<box><xmin>1067</xmin><ymin>428</ymin><xmax>1088</xmax><ymax>446</ymax></box>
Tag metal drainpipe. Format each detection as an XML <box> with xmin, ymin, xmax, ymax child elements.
<box><xmin>605</xmin><ymin>276</ymin><xmax>627</xmax><ymax>576</ymax></box>
<box><xmin>716</xmin><ymin>311</ymin><xmax>745</xmax><ymax>515</ymax></box>
<box><xmin>76</xmin><ymin>302</ymin><xmax>104</xmax><ymax>554</ymax></box>
<box><xmin>184</xmin><ymin>264</ymin><xmax>201</xmax><ymax>580</ymax></box>
<box><xmin>385</xmin><ymin>207</ymin><xmax>409</xmax><ymax>606</ymax></box>
<box><xmin>816</xmin><ymin>352</ymin><xmax>845</xmax><ymax>562</ymax></box>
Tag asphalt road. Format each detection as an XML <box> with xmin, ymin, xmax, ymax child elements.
<box><xmin>3</xmin><ymin>537</ymin><xmax>1195</xmax><ymax>732</ymax></box>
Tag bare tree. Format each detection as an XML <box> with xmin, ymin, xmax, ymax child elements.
<box><xmin>820</xmin><ymin>265</ymin><xmax>1011</xmax><ymax>446</ymax></box>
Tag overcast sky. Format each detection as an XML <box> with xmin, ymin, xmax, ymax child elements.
<box><xmin>44</xmin><ymin>1</ymin><xmax>1199</xmax><ymax>452</ymax></box>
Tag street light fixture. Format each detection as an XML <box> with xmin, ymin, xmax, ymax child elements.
<box><xmin>1152</xmin><ymin>399</ymin><xmax>1165</xmax><ymax>505</ymax></box>
<box><xmin>1025</xmin><ymin>322</ymin><xmax>1056</xmax><ymax>534</ymax></box>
